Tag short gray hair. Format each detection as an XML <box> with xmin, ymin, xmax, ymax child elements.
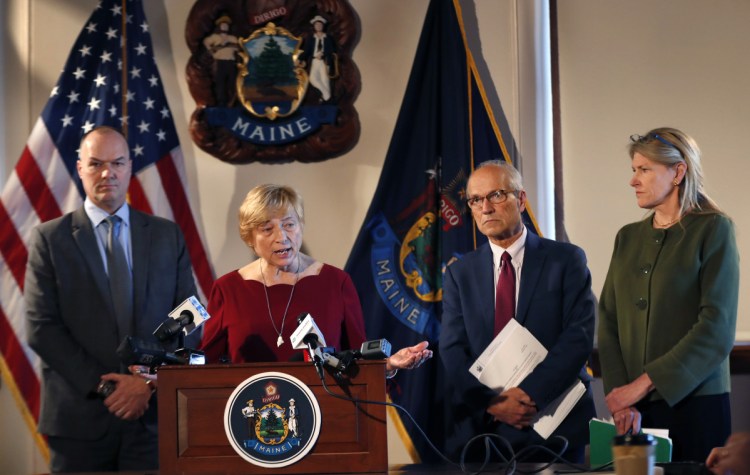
<box><xmin>473</xmin><ymin>160</ymin><xmax>524</xmax><ymax>191</ymax></box>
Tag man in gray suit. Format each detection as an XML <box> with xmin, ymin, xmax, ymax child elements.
<box><xmin>25</xmin><ymin>126</ymin><xmax>198</xmax><ymax>472</ymax></box>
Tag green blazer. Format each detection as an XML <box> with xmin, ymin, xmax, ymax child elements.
<box><xmin>598</xmin><ymin>212</ymin><xmax>739</xmax><ymax>406</ymax></box>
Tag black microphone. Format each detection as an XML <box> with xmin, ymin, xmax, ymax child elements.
<box><xmin>327</xmin><ymin>340</ymin><xmax>392</xmax><ymax>374</ymax></box>
<box><xmin>117</xmin><ymin>336</ymin><xmax>188</xmax><ymax>368</ymax></box>
<box><xmin>299</xmin><ymin>323</ymin><xmax>345</xmax><ymax>373</ymax></box>
<box><xmin>303</xmin><ymin>333</ymin><xmax>320</xmax><ymax>361</ymax></box>
<box><xmin>297</xmin><ymin>331</ymin><xmax>325</xmax><ymax>379</ymax></box>
<box><xmin>153</xmin><ymin>310</ymin><xmax>194</xmax><ymax>342</ymax></box>
<box><xmin>334</xmin><ymin>340</ymin><xmax>393</xmax><ymax>361</ymax></box>
<box><xmin>290</xmin><ymin>313</ymin><xmax>351</xmax><ymax>377</ymax></box>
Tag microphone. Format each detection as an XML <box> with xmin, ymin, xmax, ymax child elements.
<box><xmin>303</xmin><ymin>331</ymin><xmax>325</xmax><ymax>380</ymax></box>
<box><xmin>303</xmin><ymin>334</ymin><xmax>345</xmax><ymax>372</ymax></box>
<box><xmin>328</xmin><ymin>340</ymin><xmax>393</xmax><ymax>373</ymax></box>
<box><xmin>153</xmin><ymin>310</ymin><xmax>192</xmax><ymax>341</ymax></box>
<box><xmin>291</xmin><ymin>312</ymin><xmax>341</xmax><ymax>379</ymax></box>
<box><xmin>153</xmin><ymin>296</ymin><xmax>211</xmax><ymax>342</ymax></box>
<box><xmin>290</xmin><ymin>313</ymin><xmax>327</xmax><ymax>349</ymax></box>
<box><xmin>168</xmin><ymin>296</ymin><xmax>211</xmax><ymax>336</ymax></box>
<box><xmin>359</xmin><ymin>339</ymin><xmax>392</xmax><ymax>359</ymax></box>
<box><xmin>318</xmin><ymin>350</ymin><xmax>345</xmax><ymax>371</ymax></box>
<box><xmin>117</xmin><ymin>336</ymin><xmax>188</xmax><ymax>368</ymax></box>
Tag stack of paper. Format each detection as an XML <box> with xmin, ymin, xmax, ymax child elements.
<box><xmin>470</xmin><ymin>319</ymin><xmax>586</xmax><ymax>439</ymax></box>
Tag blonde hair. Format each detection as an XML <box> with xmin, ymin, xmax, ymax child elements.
<box><xmin>238</xmin><ymin>185</ymin><xmax>304</xmax><ymax>248</ymax></box>
<box><xmin>628</xmin><ymin>127</ymin><xmax>721</xmax><ymax>216</ymax></box>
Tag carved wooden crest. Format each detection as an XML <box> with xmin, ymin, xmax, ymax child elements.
<box><xmin>186</xmin><ymin>0</ymin><xmax>361</xmax><ymax>163</ymax></box>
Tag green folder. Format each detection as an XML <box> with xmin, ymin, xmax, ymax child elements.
<box><xmin>589</xmin><ymin>418</ymin><xmax>673</xmax><ymax>466</ymax></box>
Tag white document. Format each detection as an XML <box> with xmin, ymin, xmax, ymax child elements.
<box><xmin>531</xmin><ymin>380</ymin><xmax>586</xmax><ymax>439</ymax></box>
<box><xmin>470</xmin><ymin>319</ymin><xmax>546</xmax><ymax>391</ymax></box>
<box><xmin>470</xmin><ymin>319</ymin><xmax>585</xmax><ymax>439</ymax></box>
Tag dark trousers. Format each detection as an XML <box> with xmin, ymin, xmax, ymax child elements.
<box><xmin>48</xmin><ymin>418</ymin><xmax>158</xmax><ymax>473</ymax></box>
<box><xmin>637</xmin><ymin>393</ymin><xmax>731</xmax><ymax>463</ymax></box>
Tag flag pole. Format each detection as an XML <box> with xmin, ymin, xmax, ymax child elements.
<box><xmin>121</xmin><ymin>0</ymin><xmax>128</xmax><ymax>138</ymax></box>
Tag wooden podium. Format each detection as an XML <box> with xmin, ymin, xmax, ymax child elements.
<box><xmin>157</xmin><ymin>361</ymin><xmax>388</xmax><ymax>474</ymax></box>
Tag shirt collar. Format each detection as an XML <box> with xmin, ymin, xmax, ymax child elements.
<box><xmin>489</xmin><ymin>226</ymin><xmax>527</xmax><ymax>270</ymax></box>
<box><xmin>83</xmin><ymin>198</ymin><xmax>130</xmax><ymax>228</ymax></box>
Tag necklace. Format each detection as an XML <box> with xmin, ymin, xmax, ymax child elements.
<box><xmin>653</xmin><ymin>214</ymin><xmax>682</xmax><ymax>228</ymax></box>
<box><xmin>260</xmin><ymin>256</ymin><xmax>300</xmax><ymax>348</ymax></box>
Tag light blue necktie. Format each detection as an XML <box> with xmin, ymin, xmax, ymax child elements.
<box><xmin>102</xmin><ymin>216</ymin><xmax>133</xmax><ymax>340</ymax></box>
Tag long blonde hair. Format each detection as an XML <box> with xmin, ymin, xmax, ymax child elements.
<box><xmin>628</xmin><ymin>127</ymin><xmax>721</xmax><ymax>216</ymax></box>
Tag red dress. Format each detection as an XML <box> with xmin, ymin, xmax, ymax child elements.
<box><xmin>200</xmin><ymin>264</ymin><xmax>367</xmax><ymax>363</ymax></box>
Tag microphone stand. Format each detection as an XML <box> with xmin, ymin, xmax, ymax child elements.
<box><xmin>306</xmin><ymin>342</ymin><xmax>325</xmax><ymax>380</ymax></box>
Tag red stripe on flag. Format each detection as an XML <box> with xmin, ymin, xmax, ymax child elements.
<box><xmin>154</xmin><ymin>155</ymin><xmax>214</xmax><ymax>298</ymax></box>
<box><xmin>128</xmin><ymin>177</ymin><xmax>153</xmax><ymax>215</ymax></box>
<box><xmin>0</xmin><ymin>305</ymin><xmax>40</xmax><ymax>421</ymax></box>
<box><xmin>0</xmin><ymin>201</ymin><xmax>29</xmax><ymax>290</ymax></box>
<box><xmin>16</xmin><ymin>147</ymin><xmax>62</xmax><ymax>223</ymax></box>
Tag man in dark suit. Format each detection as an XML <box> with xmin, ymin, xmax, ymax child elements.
<box><xmin>439</xmin><ymin>160</ymin><xmax>596</xmax><ymax>462</ymax></box>
<box><xmin>25</xmin><ymin>126</ymin><xmax>198</xmax><ymax>472</ymax></box>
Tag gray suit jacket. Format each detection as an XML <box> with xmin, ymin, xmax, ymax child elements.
<box><xmin>25</xmin><ymin>206</ymin><xmax>197</xmax><ymax>439</ymax></box>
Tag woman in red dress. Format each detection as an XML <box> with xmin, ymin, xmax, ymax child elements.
<box><xmin>199</xmin><ymin>184</ymin><xmax>431</xmax><ymax>371</ymax></box>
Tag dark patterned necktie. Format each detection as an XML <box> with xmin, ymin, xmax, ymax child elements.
<box><xmin>494</xmin><ymin>251</ymin><xmax>515</xmax><ymax>335</ymax></box>
<box><xmin>103</xmin><ymin>216</ymin><xmax>133</xmax><ymax>340</ymax></box>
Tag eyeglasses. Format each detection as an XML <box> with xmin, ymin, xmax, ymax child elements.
<box><xmin>630</xmin><ymin>133</ymin><xmax>679</xmax><ymax>151</ymax></box>
<box><xmin>466</xmin><ymin>189</ymin><xmax>516</xmax><ymax>209</ymax></box>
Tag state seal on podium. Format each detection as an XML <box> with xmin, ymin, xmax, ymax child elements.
<box><xmin>224</xmin><ymin>372</ymin><xmax>322</xmax><ymax>468</ymax></box>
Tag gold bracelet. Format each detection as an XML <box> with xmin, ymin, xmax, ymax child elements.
<box><xmin>145</xmin><ymin>379</ymin><xmax>156</xmax><ymax>394</ymax></box>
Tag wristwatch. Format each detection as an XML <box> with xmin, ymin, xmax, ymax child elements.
<box><xmin>95</xmin><ymin>380</ymin><xmax>116</xmax><ymax>398</ymax></box>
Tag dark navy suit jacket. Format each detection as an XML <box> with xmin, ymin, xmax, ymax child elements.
<box><xmin>439</xmin><ymin>229</ymin><xmax>596</xmax><ymax>457</ymax></box>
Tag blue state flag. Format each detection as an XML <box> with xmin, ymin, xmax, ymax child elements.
<box><xmin>345</xmin><ymin>0</ymin><xmax>537</xmax><ymax>461</ymax></box>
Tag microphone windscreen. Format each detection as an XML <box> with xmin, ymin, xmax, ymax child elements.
<box><xmin>178</xmin><ymin>310</ymin><xmax>194</xmax><ymax>325</ymax></box>
<box><xmin>168</xmin><ymin>296</ymin><xmax>211</xmax><ymax>335</ymax></box>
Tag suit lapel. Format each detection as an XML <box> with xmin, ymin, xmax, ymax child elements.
<box><xmin>129</xmin><ymin>209</ymin><xmax>150</xmax><ymax>322</ymax></box>
<box><xmin>71</xmin><ymin>208</ymin><xmax>112</xmax><ymax>304</ymax></box>
<box><xmin>516</xmin><ymin>231</ymin><xmax>545</xmax><ymax>325</ymax></box>
<box><xmin>475</xmin><ymin>244</ymin><xmax>496</xmax><ymax>340</ymax></box>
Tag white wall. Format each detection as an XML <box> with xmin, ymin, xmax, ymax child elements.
<box><xmin>557</xmin><ymin>0</ymin><xmax>750</xmax><ymax>438</ymax></box>
<box><xmin>557</xmin><ymin>0</ymin><xmax>750</xmax><ymax>340</ymax></box>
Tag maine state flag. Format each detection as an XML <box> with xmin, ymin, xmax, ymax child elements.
<box><xmin>345</xmin><ymin>0</ymin><xmax>537</xmax><ymax>462</ymax></box>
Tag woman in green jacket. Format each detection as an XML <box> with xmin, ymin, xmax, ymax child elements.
<box><xmin>598</xmin><ymin>127</ymin><xmax>739</xmax><ymax>462</ymax></box>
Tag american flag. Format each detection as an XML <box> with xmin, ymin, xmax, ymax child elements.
<box><xmin>0</xmin><ymin>0</ymin><xmax>214</xmax><ymax>453</ymax></box>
